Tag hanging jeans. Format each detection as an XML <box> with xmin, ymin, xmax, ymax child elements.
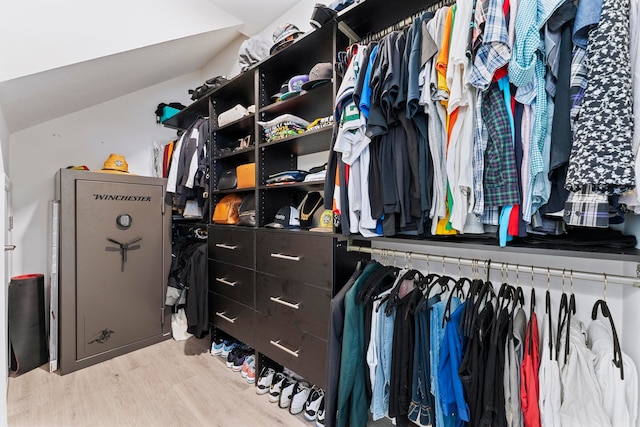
<box><xmin>408</xmin><ymin>295</ymin><xmax>440</xmax><ymax>426</ymax></box>
<box><xmin>370</xmin><ymin>299</ymin><xmax>396</xmax><ymax>420</ymax></box>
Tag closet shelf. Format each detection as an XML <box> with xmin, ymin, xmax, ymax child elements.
<box><xmin>259</xmin><ymin>127</ymin><xmax>332</xmax><ymax>155</ymax></box>
<box><xmin>162</xmin><ymin>99</ymin><xmax>209</xmax><ymax>130</ymax></box>
<box><xmin>348</xmin><ymin>234</ymin><xmax>640</xmax><ymax>263</ymax></box>
<box><xmin>258</xmin><ymin>181</ymin><xmax>324</xmax><ymax>192</ymax></box>
<box><xmin>337</xmin><ymin>0</ymin><xmax>432</xmax><ymax>42</ymax></box>
<box><xmin>213</xmin><ymin>187</ymin><xmax>255</xmax><ymax>195</ymax></box>
<box><xmin>259</xmin><ymin>83</ymin><xmax>334</xmax><ymax>116</ymax></box>
<box><xmin>213</xmin><ymin>146</ymin><xmax>256</xmax><ymax>160</ymax></box>
<box><xmin>213</xmin><ymin>114</ymin><xmax>255</xmax><ymax>134</ymax></box>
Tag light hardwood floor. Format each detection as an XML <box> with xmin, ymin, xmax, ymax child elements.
<box><xmin>7</xmin><ymin>337</ymin><xmax>311</xmax><ymax>427</ymax></box>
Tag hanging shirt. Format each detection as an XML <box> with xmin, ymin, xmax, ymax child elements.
<box><xmin>439</xmin><ymin>301</ymin><xmax>470</xmax><ymax>425</ymax></box>
<box><xmin>504</xmin><ymin>308</ymin><xmax>527</xmax><ymax>427</ymax></box>
<box><xmin>559</xmin><ymin>318</ymin><xmax>612</xmax><ymax>427</ymax></box>
<box><xmin>520</xmin><ymin>310</ymin><xmax>541</xmax><ymax>427</ymax></box>
<box><xmin>538</xmin><ymin>311</ymin><xmax>560</xmax><ymax>427</ymax></box>
<box><xmin>431</xmin><ymin>297</ymin><xmax>459</xmax><ymax>427</ymax></box>
<box><xmin>587</xmin><ymin>317</ymin><xmax>639</xmax><ymax>427</ymax></box>
<box><xmin>470</xmin><ymin>0</ymin><xmax>511</xmax><ymax>90</ymax></box>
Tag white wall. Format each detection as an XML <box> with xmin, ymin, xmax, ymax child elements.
<box><xmin>0</xmin><ymin>0</ymin><xmax>241</xmax><ymax>82</ymax></box>
<box><xmin>9</xmin><ymin>72</ymin><xmax>200</xmax><ymax>278</ymax></box>
<box><xmin>0</xmin><ymin>103</ymin><xmax>8</xmax><ymax>427</ymax></box>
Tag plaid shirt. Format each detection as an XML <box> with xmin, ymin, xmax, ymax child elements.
<box><xmin>569</xmin><ymin>46</ymin><xmax>587</xmax><ymax>127</ymax></box>
<box><xmin>472</xmin><ymin>89</ymin><xmax>487</xmax><ymax>216</ymax></box>
<box><xmin>470</xmin><ymin>0</ymin><xmax>511</xmax><ymax>90</ymax></box>
<box><xmin>482</xmin><ymin>83</ymin><xmax>521</xmax><ymax>207</ymax></box>
<box><xmin>563</xmin><ymin>186</ymin><xmax>610</xmax><ymax>228</ymax></box>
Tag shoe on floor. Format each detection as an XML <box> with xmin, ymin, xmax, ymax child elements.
<box><xmin>289</xmin><ymin>381</ymin><xmax>312</xmax><ymax>415</ymax></box>
<box><xmin>220</xmin><ymin>340</ymin><xmax>238</xmax><ymax>358</ymax></box>
<box><xmin>257</xmin><ymin>367</ymin><xmax>275</xmax><ymax>395</ymax></box>
<box><xmin>269</xmin><ymin>372</ymin><xmax>287</xmax><ymax>403</ymax></box>
<box><xmin>279</xmin><ymin>377</ymin><xmax>296</xmax><ymax>409</ymax></box>
<box><xmin>304</xmin><ymin>387</ymin><xmax>325</xmax><ymax>421</ymax></box>
<box><xmin>246</xmin><ymin>359</ymin><xmax>256</xmax><ymax>384</ymax></box>
<box><xmin>232</xmin><ymin>347</ymin><xmax>253</xmax><ymax>372</ymax></box>
<box><xmin>241</xmin><ymin>355</ymin><xmax>255</xmax><ymax>378</ymax></box>
<box><xmin>315</xmin><ymin>396</ymin><xmax>325</xmax><ymax>427</ymax></box>
<box><xmin>210</xmin><ymin>337</ymin><xmax>224</xmax><ymax>356</ymax></box>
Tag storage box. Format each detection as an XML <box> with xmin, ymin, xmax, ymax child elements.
<box><xmin>236</xmin><ymin>163</ymin><xmax>256</xmax><ymax>189</ymax></box>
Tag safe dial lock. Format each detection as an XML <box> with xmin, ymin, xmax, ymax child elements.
<box><xmin>116</xmin><ymin>213</ymin><xmax>132</xmax><ymax>229</ymax></box>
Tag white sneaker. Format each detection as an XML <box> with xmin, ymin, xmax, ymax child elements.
<box><xmin>256</xmin><ymin>367</ymin><xmax>275</xmax><ymax>395</ymax></box>
<box><xmin>279</xmin><ymin>378</ymin><xmax>296</xmax><ymax>409</ymax></box>
<box><xmin>315</xmin><ymin>397</ymin><xmax>325</xmax><ymax>427</ymax></box>
<box><xmin>268</xmin><ymin>373</ymin><xmax>286</xmax><ymax>403</ymax></box>
<box><xmin>304</xmin><ymin>387</ymin><xmax>325</xmax><ymax>421</ymax></box>
<box><xmin>289</xmin><ymin>381</ymin><xmax>312</xmax><ymax>415</ymax></box>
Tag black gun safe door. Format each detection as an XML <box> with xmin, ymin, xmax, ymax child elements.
<box><xmin>56</xmin><ymin>170</ymin><xmax>171</xmax><ymax>374</ymax></box>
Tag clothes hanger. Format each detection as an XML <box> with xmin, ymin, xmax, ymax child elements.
<box><xmin>545</xmin><ymin>267</ymin><xmax>554</xmax><ymax>360</ymax></box>
<box><xmin>528</xmin><ymin>265</ymin><xmax>536</xmax><ymax>355</ymax></box>
<box><xmin>442</xmin><ymin>257</ymin><xmax>472</xmax><ymax>327</ymax></box>
<box><xmin>556</xmin><ymin>269</ymin><xmax>570</xmax><ymax>363</ymax></box>
<box><xmin>591</xmin><ymin>273</ymin><xmax>624</xmax><ymax>380</ymax></box>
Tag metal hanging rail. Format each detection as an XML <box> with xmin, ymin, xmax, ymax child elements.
<box><xmin>346</xmin><ymin>242</ymin><xmax>640</xmax><ymax>288</ymax></box>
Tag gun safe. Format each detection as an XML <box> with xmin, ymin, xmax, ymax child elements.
<box><xmin>55</xmin><ymin>169</ymin><xmax>172</xmax><ymax>374</ymax></box>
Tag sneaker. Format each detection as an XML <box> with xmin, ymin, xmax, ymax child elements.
<box><xmin>241</xmin><ymin>355</ymin><xmax>255</xmax><ymax>378</ymax></box>
<box><xmin>279</xmin><ymin>378</ymin><xmax>296</xmax><ymax>409</ymax></box>
<box><xmin>232</xmin><ymin>348</ymin><xmax>253</xmax><ymax>372</ymax></box>
<box><xmin>246</xmin><ymin>360</ymin><xmax>256</xmax><ymax>384</ymax></box>
<box><xmin>220</xmin><ymin>340</ymin><xmax>238</xmax><ymax>358</ymax></box>
<box><xmin>210</xmin><ymin>337</ymin><xmax>224</xmax><ymax>356</ymax></box>
<box><xmin>304</xmin><ymin>388</ymin><xmax>325</xmax><ymax>421</ymax></box>
<box><xmin>315</xmin><ymin>397</ymin><xmax>325</xmax><ymax>427</ymax></box>
<box><xmin>257</xmin><ymin>367</ymin><xmax>275</xmax><ymax>395</ymax></box>
<box><xmin>269</xmin><ymin>372</ymin><xmax>287</xmax><ymax>403</ymax></box>
<box><xmin>226</xmin><ymin>344</ymin><xmax>252</xmax><ymax>368</ymax></box>
<box><xmin>290</xmin><ymin>381</ymin><xmax>312</xmax><ymax>415</ymax></box>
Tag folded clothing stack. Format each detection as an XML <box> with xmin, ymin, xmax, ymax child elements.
<box><xmin>259</xmin><ymin>114</ymin><xmax>310</xmax><ymax>143</ymax></box>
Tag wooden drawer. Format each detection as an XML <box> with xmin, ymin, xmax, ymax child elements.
<box><xmin>209</xmin><ymin>293</ymin><xmax>254</xmax><ymax>347</ymax></box>
<box><xmin>208</xmin><ymin>260</ymin><xmax>254</xmax><ymax>308</ymax></box>
<box><xmin>255</xmin><ymin>313</ymin><xmax>327</xmax><ymax>388</ymax></box>
<box><xmin>256</xmin><ymin>230</ymin><xmax>333</xmax><ymax>289</ymax></box>
<box><xmin>256</xmin><ymin>273</ymin><xmax>330</xmax><ymax>339</ymax></box>
<box><xmin>208</xmin><ymin>226</ymin><xmax>254</xmax><ymax>268</ymax></box>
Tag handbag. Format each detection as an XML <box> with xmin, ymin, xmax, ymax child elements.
<box><xmin>236</xmin><ymin>163</ymin><xmax>256</xmax><ymax>189</ymax></box>
<box><xmin>238</xmin><ymin>193</ymin><xmax>256</xmax><ymax>227</ymax></box>
<box><xmin>218</xmin><ymin>169</ymin><xmax>237</xmax><ymax>190</ymax></box>
<box><xmin>213</xmin><ymin>194</ymin><xmax>243</xmax><ymax>225</ymax></box>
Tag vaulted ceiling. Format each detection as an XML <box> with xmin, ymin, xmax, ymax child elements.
<box><xmin>0</xmin><ymin>0</ymin><xmax>303</xmax><ymax>133</ymax></box>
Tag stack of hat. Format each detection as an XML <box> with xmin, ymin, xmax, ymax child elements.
<box><xmin>271</xmin><ymin>24</ymin><xmax>304</xmax><ymax>55</ymax></box>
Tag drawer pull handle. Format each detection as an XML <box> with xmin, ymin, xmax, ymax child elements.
<box><xmin>215</xmin><ymin>243</ymin><xmax>238</xmax><ymax>250</ymax></box>
<box><xmin>270</xmin><ymin>253</ymin><xmax>301</xmax><ymax>262</ymax></box>
<box><xmin>270</xmin><ymin>340</ymin><xmax>300</xmax><ymax>358</ymax></box>
<box><xmin>216</xmin><ymin>277</ymin><xmax>237</xmax><ymax>287</ymax></box>
<box><xmin>270</xmin><ymin>296</ymin><xmax>300</xmax><ymax>310</ymax></box>
<box><xmin>215</xmin><ymin>311</ymin><xmax>236</xmax><ymax>324</ymax></box>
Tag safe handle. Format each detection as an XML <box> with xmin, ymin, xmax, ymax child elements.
<box><xmin>270</xmin><ymin>253</ymin><xmax>301</xmax><ymax>262</ymax></box>
<box><xmin>215</xmin><ymin>311</ymin><xmax>236</xmax><ymax>324</ymax></box>
<box><xmin>270</xmin><ymin>340</ymin><xmax>300</xmax><ymax>358</ymax></box>
<box><xmin>215</xmin><ymin>243</ymin><xmax>238</xmax><ymax>250</ymax></box>
<box><xmin>216</xmin><ymin>277</ymin><xmax>237</xmax><ymax>287</ymax></box>
<box><xmin>270</xmin><ymin>296</ymin><xmax>300</xmax><ymax>310</ymax></box>
<box><xmin>4</xmin><ymin>245</ymin><xmax>15</xmax><ymax>251</ymax></box>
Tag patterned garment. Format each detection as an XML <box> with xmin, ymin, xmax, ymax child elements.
<box><xmin>569</xmin><ymin>46</ymin><xmax>587</xmax><ymax>127</ymax></box>
<box><xmin>482</xmin><ymin>83</ymin><xmax>520</xmax><ymax>207</ymax></box>
<box><xmin>470</xmin><ymin>0</ymin><xmax>511</xmax><ymax>90</ymax></box>
<box><xmin>563</xmin><ymin>186</ymin><xmax>611</xmax><ymax>227</ymax></box>
<box><xmin>566</xmin><ymin>0</ymin><xmax>636</xmax><ymax>195</ymax></box>
<box><xmin>473</xmin><ymin>89</ymin><xmax>488</xmax><ymax>216</ymax></box>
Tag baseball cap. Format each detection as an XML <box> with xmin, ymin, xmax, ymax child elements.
<box><xmin>265</xmin><ymin>206</ymin><xmax>301</xmax><ymax>229</ymax></box>
<box><xmin>271</xmin><ymin>81</ymin><xmax>289</xmax><ymax>101</ymax></box>
<box><xmin>279</xmin><ymin>74</ymin><xmax>310</xmax><ymax>101</ymax></box>
<box><xmin>301</xmin><ymin>63</ymin><xmax>333</xmax><ymax>91</ymax></box>
<box><xmin>310</xmin><ymin>4</ymin><xmax>338</xmax><ymax>29</ymax></box>
<box><xmin>310</xmin><ymin>209</ymin><xmax>334</xmax><ymax>233</ymax></box>
<box><xmin>271</xmin><ymin>23</ymin><xmax>304</xmax><ymax>54</ymax></box>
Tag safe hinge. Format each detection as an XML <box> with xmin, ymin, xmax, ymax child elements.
<box><xmin>8</xmin><ymin>216</ymin><xmax>13</xmax><ymax>231</ymax></box>
<box><xmin>636</xmin><ymin>264</ymin><xmax>640</xmax><ymax>279</ymax></box>
<box><xmin>161</xmin><ymin>306</ymin><xmax>165</xmax><ymax>326</ymax></box>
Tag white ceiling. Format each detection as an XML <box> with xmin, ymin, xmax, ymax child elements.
<box><xmin>0</xmin><ymin>0</ymin><xmax>301</xmax><ymax>133</ymax></box>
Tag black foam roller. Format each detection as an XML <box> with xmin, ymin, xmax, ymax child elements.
<box><xmin>8</xmin><ymin>274</ymin><xmax>48</xmax><ymax>375</ymax></box>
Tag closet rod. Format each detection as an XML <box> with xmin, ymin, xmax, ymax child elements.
<box><xmin>346</xmin><ymin>242</ymin><xmax>640</xmax><ymax>288</ymax></box>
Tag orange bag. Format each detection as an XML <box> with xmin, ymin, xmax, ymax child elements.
<box><xmin>236</xmin><ymin>163</ymin><xmax>256</xmax><ymax>189</ymax></box>
<box><xmin>212</xmin><ymin>194</ymin><xmax>242</xmax><ymax>224</ymax></box>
